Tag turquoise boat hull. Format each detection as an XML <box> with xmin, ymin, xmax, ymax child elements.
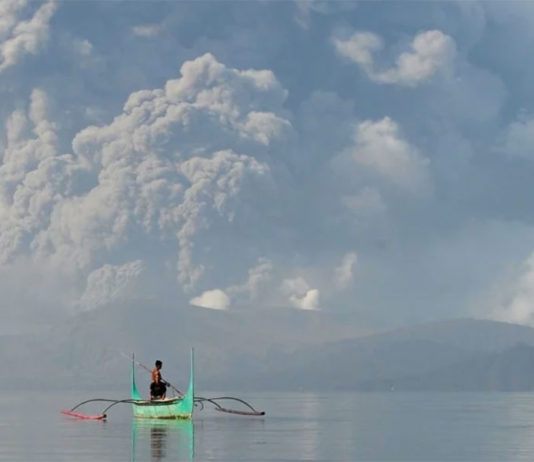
<box><xmin>131</xmin><ymin>350</ymin><xmax>194</xmax><ymax>419</ymax></box>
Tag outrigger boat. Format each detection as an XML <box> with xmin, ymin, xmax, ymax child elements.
<box><xmin>61</xmin><ymin>349</ymin><xmax>264</xmax><ymax>420</ymax></box>
<box><xmin>130</xmin><ymin>350</ymin><xmax>194</xmax><ymax>419</ymax></box>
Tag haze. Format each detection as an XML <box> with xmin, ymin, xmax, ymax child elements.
<box><xmin>2</xmin><ymin>1</ymin><xmax>534</xmax><ymax>388</ymax></box>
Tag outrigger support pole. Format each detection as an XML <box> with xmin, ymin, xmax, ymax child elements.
<box><xmin>194</xmin><ymin>396</ymin><xmax>265</xmax><ymax>416</ymax></box>
<box><xmin>67</xmin><ymin>398</ymin><xmax>129</xmax><ymax>412</ymax></box>
<box><xmin>61</xmin><ymin>398</ymin><xmax>138</xmax><ymax>420</ymax></box>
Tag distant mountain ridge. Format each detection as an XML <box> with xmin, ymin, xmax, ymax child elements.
<box><xmin>360</xmin><ymin>343</ymin><xmax>534</xmax><ymax>391</ymax></box>
<box><xmin>368</xmin><ymin>318</ymin><xmax>534</xmax><ymax>352</ymax></box>
<box><xmin>3</xmin><ymin>307</ymin><xmax>534</xmax><ymax>392</ymax></box>
<box><xmin>244</xmin><ymin>319</ymin><xmax>534</xmax><ymax>391</ymax></box>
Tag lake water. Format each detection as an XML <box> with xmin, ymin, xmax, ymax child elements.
<box><xmin>3</xmin><ymin>391</ymin><xmax>534</xmax><ymax>461</ymax></box>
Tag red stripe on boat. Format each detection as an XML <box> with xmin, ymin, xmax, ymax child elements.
<box><xmin>60</xmin><ymin>409</ymin><xmax>105</xmax><ymax>420</ymax></box>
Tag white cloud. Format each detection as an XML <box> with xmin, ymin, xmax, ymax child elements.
<box><xmin>293</xmin><ymin>288</ymin><xmax>320</xmax><ymax>310</ymax></box>
<box><xmin>494</xmin><ymin>253</ymin><xmax>534</xmax><ymax>325</ymax></box>
<box><xmin>132</xmin><ymin>24</ymin><xmax>163</xmax><ymax>38</ymax></box>
<box><xmin>71</xmin><ymin>39</ymin><xmax>93</xmax><ymax>57</ymax></box>
<box><xmin>175</xmin><ymin>151</ymin><xmax>271</xmax><ymax>289</ymax></box>
<box><xmin>0</xmin><ymin>1</ymin><xmax>57</xmax><ymax>73</ymax></box>
<box><xmin>298</xmin><ymin>91</ymin><xmax>355</xmax><ymax>166</ymax></box>
<box><xmin>334</xmin><ymin>31</ymin><xmax>381</xmax><ymax>70</ymax></box>
<box><xmin>0</xmin><ymin>1</ymin><xmax>24</xmax><ymax>38</ymax></box>
<box><xmin>0</xmin><ymin>54</ymin><xmax>290</xmax><ymax>301</ymax></box>
<box><xmin>295</xmin><ymin>0</ymin><xmax>358</xmax><ymax>29</ymax></box>
<box><xmin>68</xmin><ymin>38</ymin><xmax>103</xmax><ymax>70</ymax></box>
<box><xmin>282</xmin><ymin>276</ymin><xmax>320</xmax><ymax>310</ymax></box>
<box><xmin>344</xmin><ymin>117</ymin><xmax>430</xmax><ymax>191</ymax></box>
<box><xmin>225</xmin><ymin>254</ymin><xmax>359</xmax><ymax>309</ymax></box>
<box><xmin>41</xmin><ymin>52</ymin><xmax>286</xmax><ymax>284</ymax></box>
<box><xmin>342</xmin><ymin>187</ymin><xmax>385</xmax><ymax>215</ymax></box>
<box><xmin>0</xmin><ymin>0</ymin><xmax>521</xmax><ymax>335</ymax></box>
<box><xmin>502</xmin><ymin>117</ymin><xmax>534</xmax><ymax>160</ymax></box>
<box><xmin>333</xmin><ymin>30</ymin><xmax>456</xmax><ymax>86</ymax></box>
<box><xmin>334</xmin><ymin>252</ymin><xmax>357</xmax><ymax>289</ymax></box>
<box><xmin>190</xmin><ymin>288</ymin><xmax>230</xmax><ymax>310</ymax></box>
<box><xmin>227</xmin><ymin>257</ymin><xmax>273</xmax><ymax>301</ymax></box>
<box><xmin>79</xmin><ymin>260</ymin><xmax>145</xmax><ymax>311</ymax></box>
<box><xmin>0</xmin><ymin>89</ymin><xmax>81</xmax><ymax>264</ymax></box>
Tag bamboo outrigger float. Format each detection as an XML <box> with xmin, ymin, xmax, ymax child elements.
<box><xmin>60</xmin><ymin>349</ymin><xmax>264</xmax><ymax>420</ymax></box>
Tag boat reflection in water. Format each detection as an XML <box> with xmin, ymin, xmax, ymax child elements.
<box><xmin>131</xmin><ymin>419</ymin><xmax>194</xmax><ymax>461</ymax></box>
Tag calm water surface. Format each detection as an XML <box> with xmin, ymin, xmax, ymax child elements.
<box><xmin>3</xmin><ymin>391</ymin><xmax>534</xmax><ymax>461</ymax></box>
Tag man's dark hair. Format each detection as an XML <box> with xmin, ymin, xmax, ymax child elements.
<box><xmin>155</xmin><ymin>360</ymin><xmax>162</xmax><ymax>367</ymax></box>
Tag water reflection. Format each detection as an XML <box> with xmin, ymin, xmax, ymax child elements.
<box><xmin>150</xmin><ymin>424</ymin><xmax>168</xmax><ymax>461</ymax></box>
<box><xmin>294</xmin><ymin>393</ymin><xmax>320</xmax><ymax>460</ymax></box>
<box><xmin>132</xmin><ymin>419</ymin><xmax>194</xmax><ymax>461</ymax></box>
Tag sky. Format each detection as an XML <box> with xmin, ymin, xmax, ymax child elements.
<box><xmin>2</xmin><ymin>0</ymin><xmax>534</xmax><ymax>333</ymax></box>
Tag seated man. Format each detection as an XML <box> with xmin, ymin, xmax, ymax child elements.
<box><xmin>150</xmin><ymin>360</ymin><xmax>167</xmax><ymax>400</ymax></box>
